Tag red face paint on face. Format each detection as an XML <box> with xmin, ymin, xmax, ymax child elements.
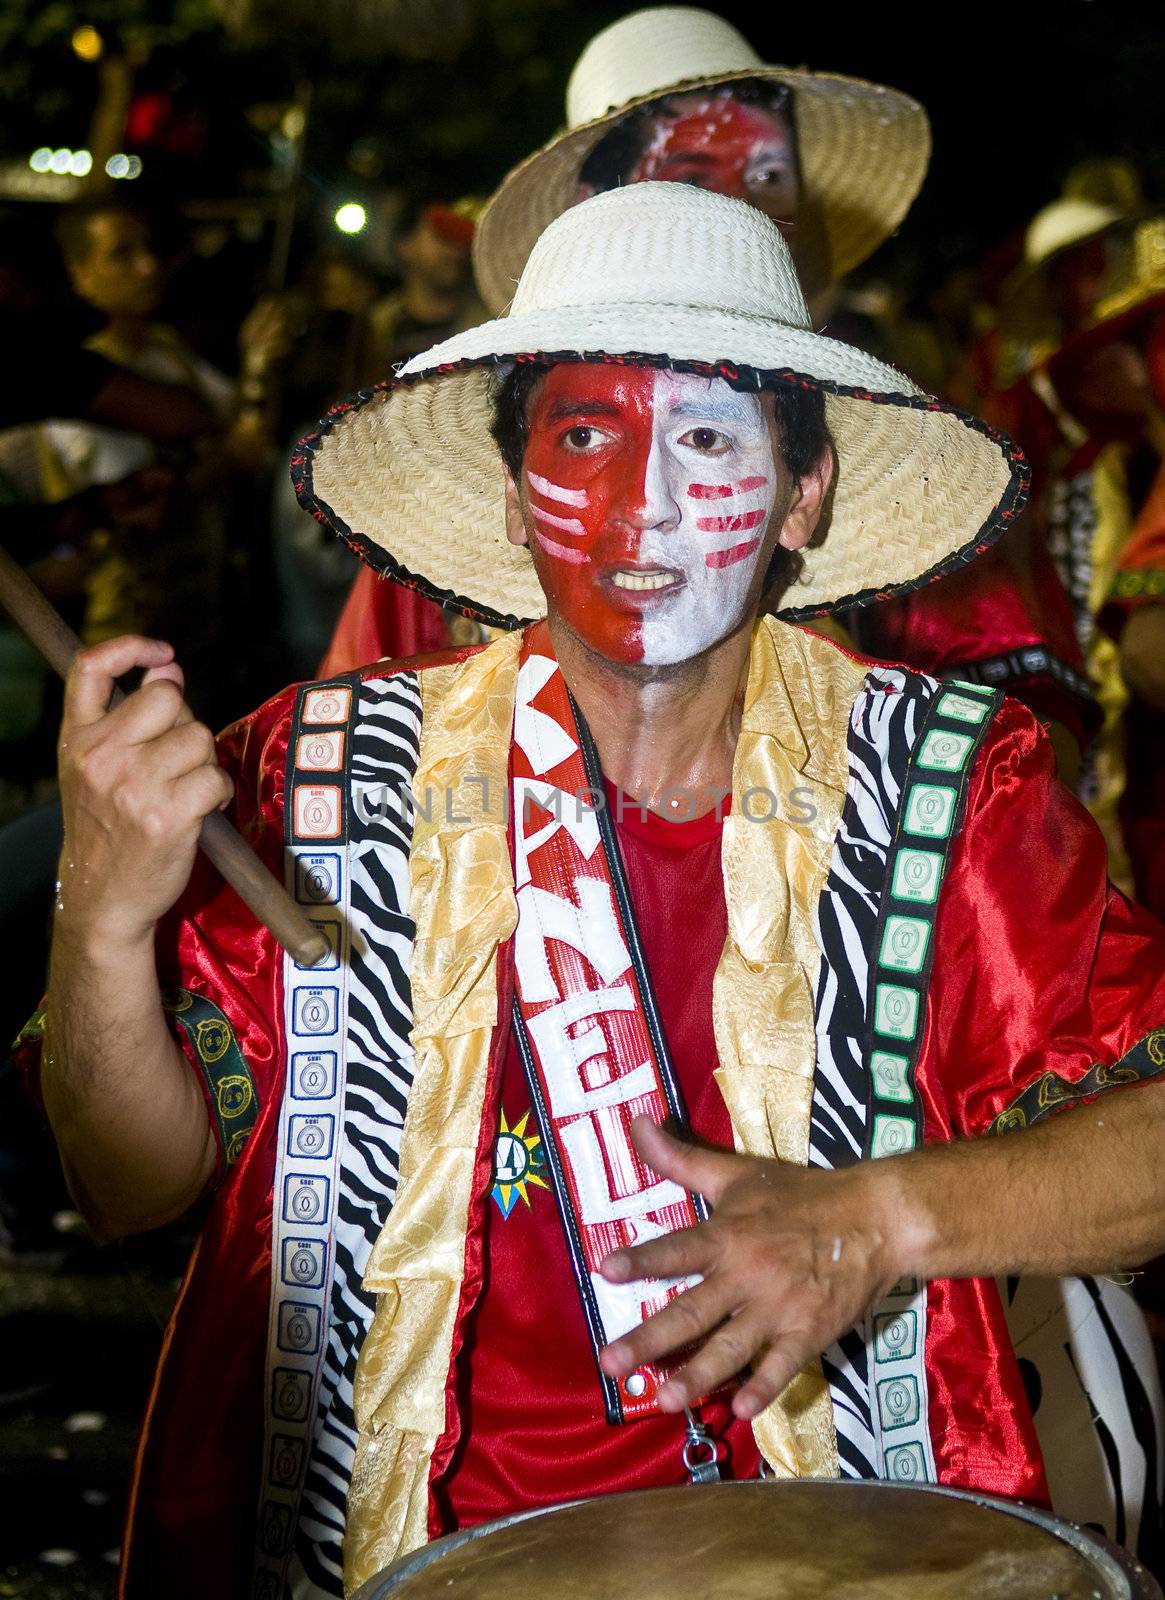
<box><xmin>521</xmin><ymin>364</ymin><xmax>778</xmax><ymax>666</ymax></box>
<box><xmin>629</xmin><ymin>90</ymin><xmax>798</xmax><ymax>226</ymax></box>
<box><xmin>523</xmin><ymin>364</ymin><xmax>657</xmax><ymax>662</ymax></box>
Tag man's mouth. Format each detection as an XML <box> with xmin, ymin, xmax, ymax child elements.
<box><xmin>607</xmin><ymin>567</ymin><xmax>682</xmax><ymax>593</ymax></box>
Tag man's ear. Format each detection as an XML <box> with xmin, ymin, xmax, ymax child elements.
<box><xmin>777</xmin><ymin>442</ymin><xmax>835</xmax><ymax>552</ymax></box>
<box><xmin>503</xmin><ymin>467</ymin><xmax>530</xmax><ymax>548</ymax></box>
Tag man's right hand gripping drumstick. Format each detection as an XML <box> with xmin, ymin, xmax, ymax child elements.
<box><xmin>44</xmin><ymin>636</ymin><xmax>229</xmax><ymax>1239</ymax></box>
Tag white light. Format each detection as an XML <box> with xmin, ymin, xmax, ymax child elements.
<box><xmin>69</xmin><ymin>149</ymin><xmax>93</xmax><ymax>177</ymax></box>
<box><xmin>29</xmin><ymin>147</ymin><xmax>53</xmax><ymax>173</ymax></box>
<box><xmin>334</xmin><ymin>202</ymin><xmax>367</xmax><ymax>235</ymax></box>
<box><xmin>124</xmin><ymin>154</ymin><xmax>142</xmax><ymax>179</ymax></box>
<box><xmin>50</xmin><ymin>148</ymin><xmax>73</xmax><ymax>175</ymax></box>
<box><xmin>105</xmin><ymin>153</ymin><xmax>130</xmax><ymax>179</ymax></box>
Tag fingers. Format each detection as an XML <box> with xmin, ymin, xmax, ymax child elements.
<box><xmin>600</xmin><ymin>1276</ymin><xmax>737</xmax><ymax>1381</ymax></box>
<box><xmin>172</xmin><ymin>762</ymin><xmax>234</xmax><ymax>823</ymax></box>
<box><xmin>64</xmin><ymin>637</ymin><xmax>175</xmax><ymax>729</ymax></box>
<box><xmin>601</xmin><ymin>1221</ymin><xmax>712</xmax><ymax>1285</ymax></box>
<box><xmin>630</xmin><ymin>1116</ymin><xmax>736</xmax><ymax>1206</ymax></box>
<box><xmin>732</xmin><ymin>1335</ymin><xmax>816</xmax><ymax>1422</ymax></box>
<box><xmin>655</xmin><ymin>1308</ymin><xmax>770</xmax><ymax>1414</ymax></box>
<box><xmin>79</xmin><ymin>676</ymin><xmax>189</xmax><ymax>756</ymax></box>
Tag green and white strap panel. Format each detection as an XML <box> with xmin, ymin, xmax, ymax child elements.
<box><xmin>866</xmin><ymin>678</ymin><xmax>1001</xmax><ymax>1485</ymax></box>
<box><xmin>255</xmin><ymin>678</ymin><xmax>357</xmax><ymax>1600</ymax></box>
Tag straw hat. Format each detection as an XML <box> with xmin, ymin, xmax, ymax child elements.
<box><xmin>473</xmin><ymin>7</ymin><xmax>930</xmax><ymax>313</ymax></box>
<box><xmin>295</xmin><ymin>183</ymin><xmax>1026</xmax><ymax>629</ymax></box>
<box><xmin>1002</xmin><ymin>197</ymin><xmax>1131</xmax><ymax>342</ymax></box>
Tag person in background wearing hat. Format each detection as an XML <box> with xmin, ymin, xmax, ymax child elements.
<box><xmin>326</xmin><ymin>7</ymin><xmax>1095</xmax><ymax>781</ymax></box>
<box><xmin>21</xmin><ymin>184</ymin><xmax>1165</xmax><ymax>1597</ymax></box>
<box><xmin>989</xmin><ymin>198</ymin><xmax>1165</xmax><ymax>923</ymax></box>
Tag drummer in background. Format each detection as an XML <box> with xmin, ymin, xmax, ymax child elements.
<box><xmin>22</xmin><ymin>179</ymin><xmax>1165</xmax><ymax>1597</ymax></box>
<box><xmin>326</xmin><ymin>6</ymin><xmax>1095</xmax><ymax>793</ymax></box>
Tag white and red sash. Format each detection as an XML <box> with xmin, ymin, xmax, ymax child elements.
<box><xmin>510</xmin><ymin>623</ymin><xmax>713</xmax><ymax>1423</ymax></box>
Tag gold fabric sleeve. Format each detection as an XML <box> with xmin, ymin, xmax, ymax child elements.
<box><xmin>713</xmin><ymin>616</ymin><xmax>866</xmax><ymax>1482</ymax></box>
<box><xmin>343</xmin><ymin>632</ymin><xmax>520</xmax><ymax>1593</ymax></box>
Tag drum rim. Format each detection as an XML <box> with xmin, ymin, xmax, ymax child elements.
<box><xmin>351</xmin><ymin>1480</ymin><xmax>1159</xmax><ymax>1600</ymax></box>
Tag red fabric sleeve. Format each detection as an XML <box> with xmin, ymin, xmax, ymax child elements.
<box><xmin>319</xmin><ymin>565</ymin><xmax>450</xmax><ymax>677</ymax></box>
<box><xmin>922</xmin><ymin>695</ymin><xmax>1165</xmax><ymax>1142</ymax></box>
<box><xmin>151</xmin><ymin>685</ymin><xmax>298</xmax><ymax>1171</ymax></box>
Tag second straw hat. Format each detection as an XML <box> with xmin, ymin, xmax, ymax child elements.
<box><xmin>473</xmin><ymin>6</ymin><xmax>930</xmax><ymax>313</ymax></box>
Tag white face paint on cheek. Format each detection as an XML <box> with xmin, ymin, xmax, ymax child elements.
<box><xmin>637</xmin><ymin>371</ymin><xmax>777</xmax><ymax>667</ymax></box>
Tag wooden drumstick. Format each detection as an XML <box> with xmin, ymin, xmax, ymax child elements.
<box><xmin>0</xmin><ymin>544</ymin><xmax>330</xmax><ymax>969</ymax></box>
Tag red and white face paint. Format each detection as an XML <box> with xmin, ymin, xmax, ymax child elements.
<box><xmin>521</xmin><ymin>364</ymin><xmax>778</xmax><ymax>666</ymax></box>
<box><xmin>628</xmin><ymin>90</ymin><xmax>798</xmax><ymax>227</ymax></box>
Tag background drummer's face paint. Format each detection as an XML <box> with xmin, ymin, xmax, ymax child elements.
<box><xmin>630</xmin><ymin>89</ymin><xmax>799</xmax><ymax>231</ymax></box>
<box><xmin>521</xmin><ymin>364</ymin><xmax>778</xmax><ymax>666</ymax></box>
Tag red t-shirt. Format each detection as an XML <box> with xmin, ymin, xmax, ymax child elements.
<box><xmin>436</xmin><ymin>787</ymin><xmax>761</xmax><ymax>1531</ymax></box>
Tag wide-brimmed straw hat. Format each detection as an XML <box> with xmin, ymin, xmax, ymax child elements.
<box><xmin>294</xmin><ymin>183</ymin><xmax>1026</xmax><ymax>629</ymax></box>
<box><xmin>472</xmin><ymin>6</ymin><xmax>930</xmax><ymax>314</ymax></box>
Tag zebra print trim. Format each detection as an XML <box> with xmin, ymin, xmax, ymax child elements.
<box><xmin>811</xmin><ymin>665</ymin><xmax>937</xmax><ymax>1481</ymax></box>
<box><xmin>286</xmin><ymin>672</ymin><xmax>422</xmax><ymax>1600</ymax></box>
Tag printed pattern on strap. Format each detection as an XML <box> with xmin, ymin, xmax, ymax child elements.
<box><xmin>510</xmin><ymin>642</ymin><xmax>708</xmax><ymax>1426</ymax></box>
<box><xmin>287</xmin><ymin>673</ymin><xmax>422</xmax><ymax>1599</ymax></box>
<box><xmin>255</xmin><ymin>679</ymin><xmax>358</xmax><ymax>1600</ymax></box>
<box><xmin>163</xmin><ymin>987</ymin><xmax>259</xmax><ymax>1171</ymax></box>
<box><xmin>864</xmin><ymin>677</ymin><xmax>1000</xmax><ymax>1486</ymax></box>
<box><xmin>812</xmin><ymin>665</ymin><xmax>935</xmax><ymax>1481</ymax></box>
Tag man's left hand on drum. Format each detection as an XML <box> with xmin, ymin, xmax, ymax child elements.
<box><xmin>598</xmin><ymin>1116</ymin><xmax>918</xmax><ymax>1422</ymax></box>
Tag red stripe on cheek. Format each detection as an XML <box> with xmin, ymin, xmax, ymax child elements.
<box><xmin>695</xmin><ymin>509</ymin><xmax>766</xmax><ymax>533</ymax></box>
<box><xmin>705</xmin><ymin>537</ymin><xmax>762</xmax><ymax>569</ymax></box>
<box><xmin>687</xmin><ymin>482</ymin><xmax>734</xmax><ymax>500</ymax></box>
<box><xmin>737</xmin><ymin>475</ymin><xmax>768</xmax><ymax>492</ymax></box>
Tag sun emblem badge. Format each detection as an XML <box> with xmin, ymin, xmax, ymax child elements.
<box><xmin>491</xmin><ymin>1108</ymin><xmax>549</xmax><ymax>1219</ymax></box>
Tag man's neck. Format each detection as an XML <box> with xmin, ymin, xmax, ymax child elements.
<box><xmin>548</xmin><ymin>615</ymin><xmax>755</xmax><ymax>816</ymax></box>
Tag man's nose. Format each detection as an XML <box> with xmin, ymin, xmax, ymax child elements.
<box><xmin>610</xmin><ymin>437</ymin><xmax>681</xmax><ymax>534</ymax></box>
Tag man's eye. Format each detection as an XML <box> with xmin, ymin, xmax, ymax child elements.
<box><xmin>561</xmin><ymin>425</ymin><xmax>609</xmax><ymax>451</ymax></box>
<box><xmin>680</xmin><ymin>427</ymin><xmax>730</xmax><ymax>453</ymax></box>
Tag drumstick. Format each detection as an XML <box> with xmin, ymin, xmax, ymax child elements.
<box><xmin>0</xmin><ymin>543</ymin><xmax>330</xmax><ymax>969</ymax></box>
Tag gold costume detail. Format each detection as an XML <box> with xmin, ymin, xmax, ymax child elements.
<box><xmin>714</xmin><ymin>617</ymin><xmax>859</xmax><ymax>1482</ymax></box>
<box><xmin>346</xmin><ymin>618</ymin><xmax>861</xmax><ymax>1584</ymax></box>
<box><xmin>344</xmin><ymin>632</ymin><xmax>520</xmax><ymax>1593</ymax></box>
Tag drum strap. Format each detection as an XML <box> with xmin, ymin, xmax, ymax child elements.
<box><xmin>510</xmin><ymin>625</ymin><xmax>723</xmax><ymax>1462</ymax></box>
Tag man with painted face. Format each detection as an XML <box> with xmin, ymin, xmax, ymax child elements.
<box><xmin>24</xmin><ymin>185</ymin><xmax>1165</xmax><ymax>1597</ymax></box>
<box><xmin>328</xmin><ymin>7</ymin><xmax>1094</xmax><ymax>776</ymax></box>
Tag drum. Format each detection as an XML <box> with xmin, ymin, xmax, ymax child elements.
<box><xmin>353</xmin><ymin>1481</ymin><xmax>1162</xmax><ymax>1599</ymax></box>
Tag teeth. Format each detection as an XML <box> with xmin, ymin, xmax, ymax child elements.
<box><xmin>611</xmin><ymin>570</ymin><xmax>676</xmax><ymax>591</ymax></box>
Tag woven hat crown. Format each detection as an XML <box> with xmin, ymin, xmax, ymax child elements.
<box><xmin>566</xmin><ymin>7</ymin><xmax>762</xmax><ymax>128</ymax></box>
<box><xmin>510</xmin><ymin>182</ymin><xmax>810</xmax><ymax>327</ymax></box>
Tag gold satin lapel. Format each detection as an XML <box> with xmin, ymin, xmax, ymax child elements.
<box><xmin>713</xmin><ymin>616</ymin><xmax>866</xmax><ymax>1481</ymax></box>
<box><xmin>344</xmin><ymin>633</ymin><xmax>520</xmax><ymax>1592</ymax></box>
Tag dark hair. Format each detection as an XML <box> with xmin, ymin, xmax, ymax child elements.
<box><xmin>488</xmin><ymin>358</ymin><xmax>828</xmax><ymax>597</ymax></box>
<box><xmin>577</xmin><ymin>78</ymin><xmax>798</xmax><ymax>197</ymax></box>
<box><xmin>54</xmin><ymin>200</ymin><xmax>148</xmax><ymax>267</ymax></box>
